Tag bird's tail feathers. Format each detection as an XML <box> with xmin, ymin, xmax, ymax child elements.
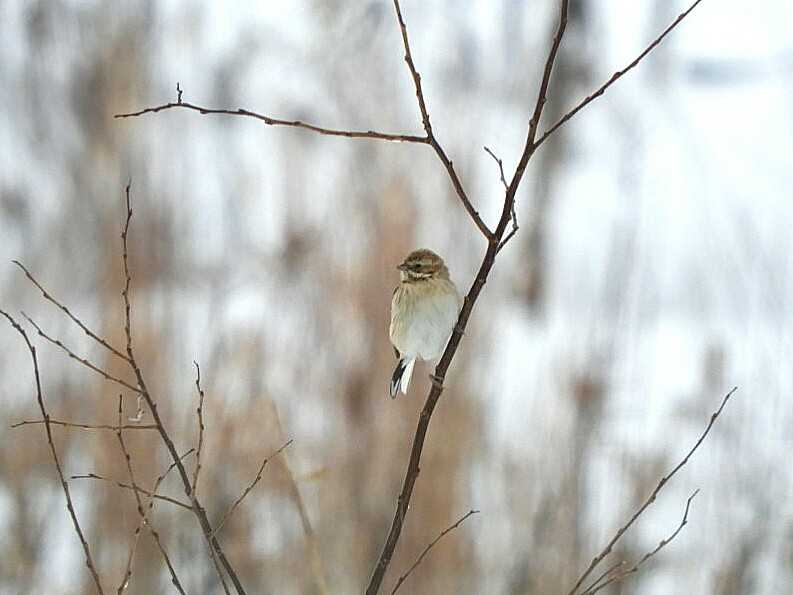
<box><xmin>390</xmin><ymin>357</ymin><xmax>416</xmax><ymax>398</ymax></box>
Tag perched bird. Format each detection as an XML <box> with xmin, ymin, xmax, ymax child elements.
<box><xmin>389</xmin><ymin>249</ymin><xmax>462</xmax><ymax>398</ymax></box>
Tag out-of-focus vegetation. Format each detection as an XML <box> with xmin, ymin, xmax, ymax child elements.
<box><xmin>1</xmin><ymin>1</ymin><xmax>792</xmax><ymax>594</ymax></box>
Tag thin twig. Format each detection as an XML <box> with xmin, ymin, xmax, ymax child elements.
<box><xmin>19</xmin><ymin>312</ymin><xmax>142</xmax><ymax>394</ymax></box>
<box><xmin>392</xmin><ymin>0</ymin><xmax>492</xmax><ymax>240</ymax></box>
<box><xmin>11</xmin><ymin>418</ymin><xmax>157</xmax><ymax>431</ymax></box>
<box><xmin>499</xmin><ymin>0</ymin><xmax>569</xmax><ymax>238</ymax></box>
<box><xmin>535</xmin><ymin>0</ymin><xmax>707</xmax><ymax>149</ymax></box>
<box><xmin>115</xmin><ymin>395</ymin><xmax>144</xmax><ymax>594</ymax></box>
<box><xmin>119</xmin><ymin>184</ymin><xmax>242</xmax><ymax>594</ymax></box>
<box><xmin>211</xmin><ymin>440</ymin><xmax>293</xmax><ymax>539</ymax></box>
<box><xmin>496</xmin><ymin>200</ymin><xmax>519</xmax><ymax>255</ymax></box>
<box><xmin>114</xmin><ymin>396</ymin><xmax>188</xmax><ymax>595</ymax></box>
<box><xmin>483</xmin><ymin>145</ymin><xmax>517</xmax><ymax>252</ymax></box>
<box><xmin>580</xmin><ymin>560</ymin><xmax>627</xmax><ymax>595</ymax></box>
<box><xmin>390</xmin><ymin>509</ymin><xmax>479</xmax><ymax>594</ymax></box>
<box><xmin>567</xmin><ymin>388</ymin><xmax>737</xmax><ymax>595</ymax></box>
<box><xmin>139</xmin><ymin>449</ymin><xmax>195</xmax><ymax>595</ymax></box>
<box><xmin>367</xmin><ymin>2</ymin><xmax>568</xmax><ymax>593</ymax></box>
<box><xmin>115</xmin><ymin>100</ymin><xmax>427</xmax><ymax>143</ymax></box>
<box><xmin>0</xmin><ymin>309</ymin><xmax>105</xmax><ymax>594</ymax></box>
<box><xmin>12</xmin><ymin>260</ymin><xmax>130</xmax><ymax>363</ymax></box>
<box><xmin>191</xmin><ymin>361</ymin><xmax>206</xmax><ymax>497</ymax></box>
<box><xmin>71</xmin><ymin>473</ymin><xmax>192</xmax><ymax>511</ymax></box>
<box><xmin>581</xmin><ymin>490</ymin><xmax>701</xmax><ymax>595</ymax></box>
<box><xmin>364</xmin><ymin>5</ymin><xmax>568</xmax><ymax>594</ymax></box>
<box><xmin>483</xmin><ymin>146</ymin><xmax>508</xmax><ymax>190</ymax></box>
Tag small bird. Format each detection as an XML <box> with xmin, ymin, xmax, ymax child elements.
<box><xmin>389</xmin><ymin>249</ymin><xmax>462</xmax><ymax>398</ymax></box>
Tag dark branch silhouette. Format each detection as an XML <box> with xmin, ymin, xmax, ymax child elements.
<box><xmin>0</xmin><ymin>310</ymin><xmax>105</xmax><ymax>594</ymax></box>
<box><xmin>390</xmin><ymin>509</ymin><xmax>479</xmax><ymax>594</ymax></box>
<box><xmin>567</xmin><ymin>388</ymin><xmax>737</xmax><ymax>595</ymax></box>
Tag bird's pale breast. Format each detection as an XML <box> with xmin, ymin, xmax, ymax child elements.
<box><xmin>390</xmin><ymin>278</ymin><xmax>460</xmax><ymax>361</ymax></box>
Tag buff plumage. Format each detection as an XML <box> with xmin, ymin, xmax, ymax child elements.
<box><xmin>389</xmin><ymin>249</ymin><xmax>461</xmax><ymax>397</ymax></box>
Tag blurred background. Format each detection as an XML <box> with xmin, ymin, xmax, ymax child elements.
<box><xmin>1</xmin><ymin>1</ymin><xmax>792</xmax><ymax>593</ymax></box>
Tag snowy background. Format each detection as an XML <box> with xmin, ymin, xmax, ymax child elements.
<box><xmin>1</xmin><ymin>1</ymin><xmax>792</xmax><ymax>593</ymax></box>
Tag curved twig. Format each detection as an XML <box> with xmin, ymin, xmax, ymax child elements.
<box><xmin>567</xmin><ymin>388</ymin><xmax>736</xmax><ymax>595</ymax></box>
<box><xmin>390</xmin><ymin>509</ymin><xmax>479</xmax><ymax>594</ymax></box>
<box><xmin>1</xmin><ymin>310</ymin><xmax>105</xmax><ymax>594</ymax></box>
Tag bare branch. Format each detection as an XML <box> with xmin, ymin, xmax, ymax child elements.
<box><xmin>485</xmin><ymin>143</ymin><xmax>518</xmax><ymax>254</ymax></box>
<box><xmin>118</xmin><ymin>184</ymin><xmax>243</xmax><ymax>594</ymax></box>
<box><xmin>191</xmin><ymin>361</ymin><xmax>206</xmax><ymax>497</ymax></box>
<box><xmin>483</xmin><ymin>146</ymin><xmax>508</xmax><ymax>190</ymax></box>
<box><xmin>536</xmin><ymin>0</ymin><xmax>706</xmax><ymax>148</ymax></box>
<box><xmin>211</xmin><ymin>440</ymin><xmax>293</xmax><ymax>539</ymax></box>
<box><xmin>71</xmin><ymin>473</ymin><xmax>192</xmax><ymax>511</ymax></box>
<box><xmin>580</xmin><ymin>560</ymin><xmax>627</xmax><ymax>595</ymax></box>
<box><xmin>390</xmin><ymin>509</ymin><xmax>479</xmax><ymax>594</ymax></box>
<box><xmin>115</xmin><ymin>395</ymin><xmax>145</xmax><ymax>594</ymax></box>
<box><xmin>139</xmin><ymin>449</ymin><xmax>195</xmax><ymax>595</ymax></box>
<box><xmin>113</xmin><ymin>395</ymin><xmax>188</xmax><ymax>595</ymax></box>
<box><xmin>11</xmin><ymin>418</ymin><xmax>157</xmax><ymax>431</ymax></box>
<box><xmin>581</xmin><ymin>490</ymin><xmax>700</xmax><ymax>595</ymax></box>
<box><xmin>19</xmin><ymin>312</ymin><xmax>142</xmax><ymax>394</ymax></box>
<box><xmin>567</xmin><ymin>388</ymin><xmax>737</xmax><ymax>595</ymax></box>
<box><xmin>391</xmin><ymin>0</ymin><xmax>492</xmax><ymax>240</ymax></box>
<box><xmin>12</xmin><ymin>260</ymin><xmax>130</xmax><ymax>363</ymax></box>
<box><xmin>496</xmin><ymin>199</ymin><xmax>519</xmax><ymax>255</ymax></box>
<box><xmin>498</xmin><ymin>0</ymin><xmax>569</xmax><ymax>241</ymax></box>
<box><xmin>115</xmin><ymin>99</ymin><xmax>427</xmax><ymax>144</ymax></box>
<box><xmin>365</xmin><ymin>5</ymin><xmax>568</xmax><ymax>593</ymax></box>
<box><xmin>0</xmin><ymin>309</ymin><xmax>105</xmax><ymax>594</ymax></box>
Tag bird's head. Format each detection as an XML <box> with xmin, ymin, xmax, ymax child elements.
<box><xmin>398</xmin><ymin>249</ymin><xmax>449</xmax><ymax>281</ymax></box>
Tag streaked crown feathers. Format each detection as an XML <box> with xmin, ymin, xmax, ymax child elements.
<box><xmin>397</xmin><ymin>249</ymin><xmax>450</xmax><ymax>281</ymax></box>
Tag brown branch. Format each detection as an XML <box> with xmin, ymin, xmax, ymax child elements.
<box><xmin>118</xmin><ymin>183</ymin><xmax>243</xmax><ymax>594</ymax></box>
<box><xmin>365</xmin><ymin>4</ymin><xmax>568</xmax><ymax>594</ymax></box>
<box><xmin>115</xmin><ymin>100</ymin><xmax>427</xmax><ymax>144</ymax></box>
<box><xmin>483</xmin><ymin>146</ymin><xmax>508</xmax><ymax>190</ymax></box>
<box><xmin>19</xmin><ymin>311</ymin><xmax>142</xmax><ymax>394</ymax></box>
<box><xmin>567</xmin><ymin>388</ymin><xmax>737</xmax><ymax>595</ymax></box>
<box><xmin>12</xmin><ymin>260</ymin><xmax>130</xmax><ymax>363</ymax></box>
<box><xmin>0</xmin><ymin>309</ymin><xmax>105</xmax><ymax>594</ymax></box>
<box><xmin>11</xmin><ymin>418</ymin><xmax>157</xmax><ymax>431</ymax></box>
<box><xmin>191</xmin><ymin>361</ymin><xmax>206</xmax><ymax>496</ymax></box>
<box><xmin>535</xmin><ymin>0</ymin><xmax>706</xmax><ymax>149</ymax></box>
<box><xmin>484</xmin><ymin>144</ymin><xmax>519</xmax><ymax>253</ymax></box>
<box><xmin>390</xmin><ymin>509</ymin><xmax>479</xmax><ymax>594</ymax></box>
<box><xmin>115</xmin><ymin>395</ymin><xmax>145</xmax><ymax>594</ymax></box>
<box><xmin>139</xmin><ymin>449</ymin><xmax>194</xmax><ymax>595</ymax></box>
<box><xmin>70</xmin><ymin>473</ymin><xmax>192</xmax><ymax>511</ymax></box>
<box><xmin>211</xmin><ymin>440</ymin><xmax>293</xmax><ymax>539</ymax></box>
<box><xmin>114</xmin><ymin>395</ymin><xmax>188</xmax><ymax>595</ymax></box>
<box><xmin>499</xmin><ymin>0</ymin><xmax>569</xmax><ymax>240</ymax></box>
<box><xmin>580</xmin><ymin>560</ymin><xmax>626</xmax><ymax>595</ymax></box>
<box><xmin>581</xmin><ymin>490</ymin><xmax>700</xmax><ymax>595</ymax></box>
<box><xmin>392</xmin><ymin>0</ymin><xmax>492</xmax><ymax>240</ymax></box>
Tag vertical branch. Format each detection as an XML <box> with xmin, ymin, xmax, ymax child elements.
<box><xmin>191</xmin><ymin>361</ymin><xmax>206</xmax><ymax>496</ymax></box>
<box><xmin>116</xmin><ymin>395</ymin><xmax>145</xmax><ymax>594</ymax></box>
<box><xmin>392</xmin><ymin>0</ymin><xmax>493</xmax><ymax>240</ymax></box>
<box><xmin>0</xmin><ymin>310</ymin><xmax>106</xmax><ymax>595</ymax></box>
<box><xmin>567</xmin><ymin>389</ymin><xmax>736</xmax><ymax>595</ymax></box>
<box><xmin>118</xmin><ymin>183</ymin><xmax>245</xmax><ymax>594</ymax></box>
<box><xmin>365</xmin><ymin>3</ymin><xmax>569</xmax><ymax>594</ymax></box>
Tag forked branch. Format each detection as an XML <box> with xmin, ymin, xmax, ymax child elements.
<box><xmin>567</xmin><ymin>388</ymin><xmax>736</xmax><ymax>595</ymax></box>
<box><xmin>390</xmin><ymin>509</ymin><xmax>479</xmax><ymax>594</ymax></box>
<box><xmin>0</xmin><ymin>310</ymin><xmax>105</xmax><ymax>594</ymax></box>
<box><xmin>535</xmin><ymin>0</ymin><xmax>707</xmax><ymax>148</ymax></box>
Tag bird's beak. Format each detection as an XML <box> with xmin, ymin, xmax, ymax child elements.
<box><xmin>397</xmin><ymin>263</ymin><xmax>408</xmax><ymax>271</ymax></box>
